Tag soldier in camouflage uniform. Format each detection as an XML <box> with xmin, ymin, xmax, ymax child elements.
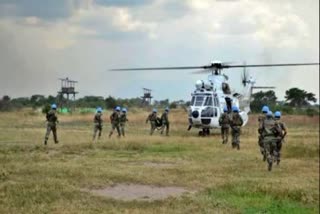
<box><xmin>219</xmin><ymin>106</ymin><xmax>230</xmax><ymax>144</ymax></box>
<box><xmin>109</xmin><ymin>106</ymin><xmax>121</xmax><ymax>138</ymax></box>
<box><xmin>260</xmin><ymin>111</ymin><xmax>281</xmax><ymax>171</ymax></box>
<box><xmin>146</xmin><ymin>109</ymin><xmax>158</xmax><ymax>135</ymax></box>
<box><xmin>160</xmin><ymin>107</ymin><xmax>170</xmax><ymax>136</ymax></box>
<box><xmin>258</xmin><ymin>105</ymin><xmax>270</xmax><ymax>161</ymax></box>
<box><xmin>44</xmin><ymin>104</ymin><xmax>59</xmax><ymax>145</ymax></box>
<box><xmin>230</xmin><ymin>106</ymin><xmax>243</xmax><ymax>150</ymax></box>
<box><xmin>120</xmin><ymin>108</ymin><xmax>128</xmax><ymax>137</ymax></box>
<box><xmin>93</xmin><ymin>107</ymin><xmax>103</xmax><ymax>142</ymax></box>
<box><xmin>274</xmin><ymin>111</ymin><xmax>287</xmax><ymax>165</ymax></box>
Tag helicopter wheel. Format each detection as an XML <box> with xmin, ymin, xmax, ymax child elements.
<box><xmin>198</xmin><ymin>130</ymin><xmax>204</xmax><ymax>136</ymax></box>
<box><xmin>203</xmin><ymin>128</ymin><xmax>210</xmax><ymax>136</ymax></box>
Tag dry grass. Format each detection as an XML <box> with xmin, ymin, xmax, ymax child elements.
<box><xmin>0</xmin><ymin>108</ymin><xmax>319</xmax><ymax>213</ymax></box>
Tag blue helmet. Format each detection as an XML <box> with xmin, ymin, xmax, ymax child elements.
<box><xmin>266</xmin><ymin>110</ymin><xmax>273</xmax><ymax>117</ymax></box>
<box><xmin>165</xmin><ymin>107</ymin><xmax>170</xmax><ymax>112</ymax></box>
<box><xmin>115</xmin><ymin>106</ymin><xmax>121</xmax><ymax>111</ymax></box>
<box><xmin>96</xmin><ymin>107</ymin><xmax>102</xmax><ymax>113</ymax></box>
<box><xmin>223</xmin><ymin>106</ymin><xmax>228</xmax><ymax>112</ymax></box>
<box><xmin>262</xmin><ymin>105</ymin><xmax>269</xmax><ymax>113</ymax></box>
<box><xmin>51</xmin><ymin>104</ymin><xmax>57</xmax><ymax>109</ymax></box>
<box><xmin>232</xmin><ymin>106</ymin><xmax>239</xmax><ymax>112</ymax></box>
<box><xmin>274</xmin><ymin>111</ymin><xmax>281</xmax><ymax>118</ymax></box>
<box><xmin>153</xmin><ymin>108</ymin><xmax>157</xmax><ymax>113</ymax></box>
<box><xmin>122</xmin><ymin>108</ymin><xmax>127</xmax><ymax>113</ymax></box>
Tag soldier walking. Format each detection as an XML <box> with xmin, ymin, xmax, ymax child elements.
<box><xmin>160</xmin><ymin>107</ymin><xmax>170</xmax><ymax>136</ymax></box>
<box><xmin>93</xmin><ymin>107</ymin><xmax>103</xmax><ymax>142</ymax></box>
<box><xmin>146</xmin><ymin>109</ymin><xmax>158</xmax><ymax>135</ymax></box>
<box><xmin>120</xmin><ymin>108</ymin><xmax>128</xmax><ymax>137</ymax></box>
<box><xmin>109</xmin><ymin>106</ymin><xmax>121</xmax><ymax>138</ymax></box>
<box><xmin>260</xmin><ymin>111</ymin><xmax>281</xmax><ymax>171</ymax></box>
<box><xmin>230</xmin><ymin>106</ymin><xmax>243</xmax><ymax>150</ymax></box>
<box><xmin>44</xmin><ymin>104</ymin><xmax>59</xmax><ymax>145</ymax></box>
<box><xmin>219</xmin><ymin>106</ymin><xmax>230</xmax><ymax>144</ymax></box>
<box><xmin>274</xmin><ymin>111</ymin><xmax>287</xmax><ymax>165</ymax></box>
<box><xmin>258</xmin><ymin>105</ymin><xmax>270</xmax><ymax>161</ymax></box>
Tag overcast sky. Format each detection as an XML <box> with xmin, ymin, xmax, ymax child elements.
<box><xmin>0</xmin><ymin>0</ymin><xmax>319</xmax><ymax>102</ymax></box>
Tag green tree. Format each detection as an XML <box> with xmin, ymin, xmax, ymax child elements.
<box><xmin>285</xmin><ymin>88</ymin><xmax>317</xmax><ymax>107</ymax></box>
<box><xmin>105</xmin><ymin>96</ymin><xmax>117</xmax><ymax>109</ymax></box>
<box><xmin>251</xmin><ymin>90</ymin><xmax>277</xmax><ymax>112</ymax></box>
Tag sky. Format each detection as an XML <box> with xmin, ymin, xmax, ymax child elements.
<box><xmin>0</xmin><ymin>0</ymin><xmax>319</xmax><ymax>102</ymax></box>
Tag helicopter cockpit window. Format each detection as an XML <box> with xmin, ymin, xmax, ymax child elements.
<box><xmin>204</xmin><ymin>96</ymin><xmax>213</xmax><ymax>106</ymax></box>
<box><xmin>195</xmin><ymin>96</ymin><xmax>204</xmax><ymax>106</ymax></box>
<box><xmin>191</xmin><ymin>96</ymin><xmax>195</xmax><ymax>106</ymax></box>
<box><xmin>214</xmin><ymin>97</ymin><xmax>219</xmax><ymax>107</ymax></box>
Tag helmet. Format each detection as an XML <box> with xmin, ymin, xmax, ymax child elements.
<box><xmin>223</xmin><ymin>106</ymin><xmax>228</xmax><ymax>112</ymax></box>
<box><xmin>266</xmin><ymin>111</ymin><xmax>273</xmax><ymax>117</ymax></box>
<box><xmin>274</xmin><ymin>111</ymin><xmax>281</xmax><ymax>118</ymax></box>
<box><xmin>96</xmin><ymin>107</ymin><xmax>102</xmax><ymax>113</ymax></box>
<box><xmin>165</xmin><ymin>107</ymin><xmax>170</xmax><ymax>112</ymax></box>
<box><xmin>153</xmin><ymin>108</ymin><xmax>157</xmax><ymax>113</ymax></box>
<box><xmin>122</xmin><ymin>108</ymin><xmax>127</xmax><ymax>113</ymax></box>
<box><xmin>115</xmin><ymin>106</ymin><xmax>121</xmax><ymax>111</ymax></box>
<box><xmin>232</xmin><ymin>106</ymin><xmax>239</xmax><ymax>112</ymax></box>
<box><xmin>51</xmin><ymin>104</ymin><xmax>57</xmax><ymax>109</ymax></box>
<box><xmin>261</xmin><ymin>105</ymin><xmax>269</xmax><ymax>113</ymax></box>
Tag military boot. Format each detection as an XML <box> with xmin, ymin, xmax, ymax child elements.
<box><xmin>237</xmin><ymin>144</ymin><xmax>240</xmax><ymax>150</ymax></box>
<box><xmin>44</xmin><ymin>140</ymin><xmax>47</xmax><ymax>145</ymax></box>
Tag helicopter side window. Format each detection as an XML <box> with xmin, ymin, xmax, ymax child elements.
<box><xmin>204</xmin><ymin>96</ymin><xmax>213</xmax><ymax>106</ymax></box>
<box><xmin>195</xmin><ymin>96</ymin><xmax>204</xmax><ymax>106</ymax></box>
<box><xmin>222</xmin><ymin>83</ymin><xmax>231</xmax><ymax>94</ymax></box>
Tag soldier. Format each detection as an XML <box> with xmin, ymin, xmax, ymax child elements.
<box><xmin>120</xmin><ymin>108</ymin><xmax>128</xmax><ymax>137</ymax></box>
<box><xmin>146</xmin><ymin>109</ymin><xmax>158</xmax><ymax>135</ymax></box>
<box><xmin>258</xmin><ymin>105</ymin><xmax>270</xmax><ymax>161</ymax></box>
<box><xmin>92</xmin><ymin>107</ymin><xmax>103</xmax><ymax>142</ymax></box>
<box><xmin>109</xmin><ymin>106</ymin><xmax>121</xmax><ymax>138</ymax></box>
<box><xmin>44</xmin><ymin>104</ymin><xmax>59</xmax><ymax>145</ymax></box>
<box><xmin>160</xmin><ymin>107</ymin><xmax>170</xmax><ymax>136</ymax></box>
<box><xmin>230</xmin><ymin>106</ymin><xmax>243</xmax><ymax>150</ymax></box>
<box><xmin>219</xmin><ymin>106</ymin><xmax>230</xmax><ymax>144</ymax></box>
<box><xmin>274</xmin><ymin>111</ymin><xmax>287</xmax><ymax>165</ymax></box>
<box><xmin>260</xmin><ymin>111</ymin><xmax>281</xmax><ymax>171</ymax></box>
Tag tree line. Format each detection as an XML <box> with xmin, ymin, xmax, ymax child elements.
<box><xmin>0</xmin><ymin>87</ymin><xmax>318</xmax><ymax>115</ymax></box>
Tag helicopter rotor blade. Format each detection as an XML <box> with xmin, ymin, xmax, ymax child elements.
<box><xmin>110</xmin><ymin>66</ymin><xmax>206</xmax><ymax>71</ymax></box>
<box><xmin>226</xmin><ymin>62</ymin><xmax>320</xmax><ymax>68</ymax></box>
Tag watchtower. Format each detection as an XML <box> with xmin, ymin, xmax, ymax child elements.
<box><xmin>141</xmin><ymin>88</ymin><xmax>153</xmax><ymax>106</ymax></box>
<box><xmin>57</xmin><ymin>77</ymin><xmax>78</xmax><ymax>111</ymax></box>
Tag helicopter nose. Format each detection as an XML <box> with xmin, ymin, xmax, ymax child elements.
<box><xmin>192</xmin><ymin>110</ymin><xmax>199</xmax><ymax>118</ymax></box>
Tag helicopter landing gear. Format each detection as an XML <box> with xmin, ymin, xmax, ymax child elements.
<box><xmin>199</xmin><ymin>128</ymin><xmax>210</xmax><ymax>137</ymax></box>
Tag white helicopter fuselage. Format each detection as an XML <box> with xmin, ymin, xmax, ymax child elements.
<box><xmin>188</xmin><ymin>74</ymin><xmax>250</xmax><ymax>130</ymax></box>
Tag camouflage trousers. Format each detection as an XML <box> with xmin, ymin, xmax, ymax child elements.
<box><xmin>93</xmin><ymin>124</ymin><xmax>102</xmax><ymax>141</ymax></box>
<box><xmin>109</xmin><ymin>123</ymin><xmax>120</xmax><ymax>137</ymax></box>
<box><xmin>149</xmin><ymin>121</ymin><xmax>157</xmax><ymax>135</ymax></box>
<box><xmin>120</xmin><ymin>123</ymin><xmax>126</xmax><ymax>137</ymax></box>
<box><xmin>44</xmin><ymin>123</ymin><xmax>58</xmax><ymax>143</ymax></box>
<box><xmin>231</xmin><ymin>126</ymin><xmax>241</xmax><ymax>149</ymax></box>
<box><xmin>221</xmin><ymin>127</ymin><xmax>229</xmax><ymax>144</ymax></box>
<box><xmin>160</xmin><ymin>122</ymin><xmax>170</xmax><ymax>136</ymax></box>
<box><xmin>274</xmin><ymin>138</ymin><xmax>284</xmax><ymax>162</ymax></box>
<box><xmin>258</xmin><ymin>135</ymin><xmax>266</xmax><ymax>158</ymax></box>
<box><xmin>263</xmin><ymin>138</ymin><xmax>277</xmax><ymax>170</ymax></box>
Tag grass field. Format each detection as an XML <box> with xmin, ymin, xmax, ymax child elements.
<box><xmin>0</xmin><ymin>109</ymin><xmax>319</xmax><ymax>213</ymax></box>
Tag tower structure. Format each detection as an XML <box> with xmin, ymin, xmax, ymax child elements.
<box><xmin>141</xmin><ymin>88</ymin><xmax>152</xmax><ymax>106</ymax></box>
<box><xmin>57</xmin><ymin>77</ymin><xmax>78</xmax><ymax>111</ymax></box>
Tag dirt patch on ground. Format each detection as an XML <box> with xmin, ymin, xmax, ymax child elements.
<box><xmin>89</xmin><ymin>184</ymin><xmax>190</xmax><ymax>201</ymax></box>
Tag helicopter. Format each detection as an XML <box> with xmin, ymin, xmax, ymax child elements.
<box><xmin>110</xmin><ymin>61</ymin><xmax>319</xmax><ymax>136</ymax></box>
